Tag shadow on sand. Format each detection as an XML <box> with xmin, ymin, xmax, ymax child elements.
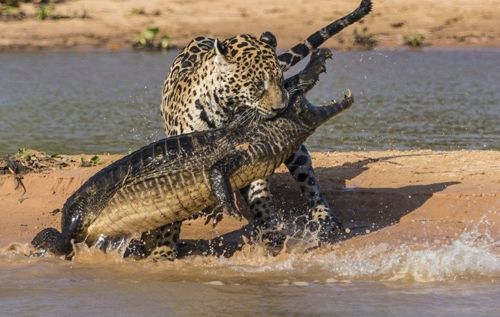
<box><xmin>178</xmin><ymin>155</ymin><xmax>459</xmax><ymax>258</ymax></box>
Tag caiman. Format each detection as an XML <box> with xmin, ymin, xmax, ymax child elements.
<box><xmin>31</xmin><ymin>48</ymin><xmax>354</xmax><ymax>257</ymax></box>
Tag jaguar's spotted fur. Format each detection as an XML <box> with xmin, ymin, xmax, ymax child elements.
<box><xmin>138</xmin><ymin>0</ymin><xmax>372</xmax><ymax>260</ymax></box>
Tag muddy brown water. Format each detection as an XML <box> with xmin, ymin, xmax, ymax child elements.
<box><xmin>1</xmin><ymin>226</ymin><xmax>499</xmax><ymax>316</ymax></box>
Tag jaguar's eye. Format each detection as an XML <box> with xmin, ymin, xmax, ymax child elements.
<box><xmin>256</xmin><ymin>81</ymin><xmax>266</xmax><ymax>93</ymax></box>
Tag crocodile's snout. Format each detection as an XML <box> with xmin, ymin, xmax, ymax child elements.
<box><xmin>300</xmin><ymin>89</ymin><xmax>354</xmax><ymax>128</ymax></box>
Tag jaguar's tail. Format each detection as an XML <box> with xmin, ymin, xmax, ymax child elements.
<box><xmin>278</xmin><ymin>0</ymin><xmax>372</xmax><ymax>72</ymax></box>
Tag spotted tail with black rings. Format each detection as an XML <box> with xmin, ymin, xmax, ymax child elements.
<box><xmin>277</xmin><ymin>0</ymin><xmax>372</xmax><ymax>72</ymax></box>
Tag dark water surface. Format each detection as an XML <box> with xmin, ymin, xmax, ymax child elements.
<box><xmin>0</xmin><ymin>49</ymin><xmax>499</xmax><ymax>155</ymax></box>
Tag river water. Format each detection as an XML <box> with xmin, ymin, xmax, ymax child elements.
<box><xmin>0</xmin><ymin>49</ymin><xmax>499</xmax><ymax>155</ymax></box>
<box><xmin>1</xmin><ymin>227</ymin><xmax>499</xmax><ymax>316</ymax></box>
<box><xmin>0</xmin><ymin>49</ymin><xmax>499</xmax><ymax>315</ymax></box>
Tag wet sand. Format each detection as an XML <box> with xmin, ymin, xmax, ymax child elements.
<box><xmin>1</xmin><ymin>0</ymin><xmax>500</xmax><ymax>51</ymax></box>
<box><xmin>0</xmin><ymin>150</ymin><xmax>498</xmax><ymax>255</ymax></box>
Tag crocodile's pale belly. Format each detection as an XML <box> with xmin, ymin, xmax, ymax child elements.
<box><xmin>87</xmin><ymin>170</ymin><xmax>211</xmax><ymax>239</ymax></box>
<box><xmin>85</xmin><ymin>158</ymin><xmax>283</xmax><ymax>241</ymax></box>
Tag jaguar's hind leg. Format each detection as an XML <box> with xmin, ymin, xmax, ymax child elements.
<box><xmin>125</xmin><ymin>222</ymin><xmax>181</xmax><ymax>261</ymax></box>
<box><xmin>244</xmin><ymin>179</ymin><xmax>286</xmax><ymax>251</ymax></box>
<box><xmin>147</xmin><ymin>221</ymin><xmax>181</xmax><ymax>261</ymax></box>
<box><xmin>123</xmin><ymin>238</ymin><xmax>147</xmax><ymax>259</ymax></box>
<box><xmin>285</xmin><ymin>145</ymin><xmax>342</xmax><ymax>240</ymax></box>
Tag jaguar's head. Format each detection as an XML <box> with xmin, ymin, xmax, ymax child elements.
<box><xmin>213</xmin><ymin>32</ymin><xmax>288</xmax><ymax>119</ymax></box>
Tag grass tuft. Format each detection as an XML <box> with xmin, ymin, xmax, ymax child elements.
<box><xmin>80</xmin><ymin>155</ymin><xmax>101</xmax><ymax>167</ymax></box>
<box><xmin>403</xmin><ymin>33</ymin><xmax>426</xmax><ymax>48</ymax></box>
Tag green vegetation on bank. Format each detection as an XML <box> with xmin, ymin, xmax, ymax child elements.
<box><xmin>129</xmin><ymin>7</ymin><xmax>160</xmax><ymax>17</ymax></box>
<box><xmin>37</xmin><ymin>3</ymin><xmax>53</xmax><ymax>20</ymax></box>
<box><xmin>0</xmin><ymin>149</ymin><xmax>104</xmax><ymax>177</ymax></box>
<box><xmin>133</xmin><ymin>27</ymin><xmax>172</xmax><ymax>51</ymax></box>
<box><xmin>80</xmin><ymin>155</ymin><xmax>101</xmax><ymax>167</ymax></box>
<box><xmin>0</xmin><ymin>0</ymin><xmax>24</xmax><ymax>20</ymax></box>
<box><xmin>403</xmin><ymin>33</ymin><xmax>426</xmax><ymax>48</ymax></box>
<box><xmin>1</xmin><ymin>0</ymin><xmax>88</xmax><ymax>21</ymax></box>
<box><xmin>37</xmin><ymin>2</ymin><xmax>88</xmax><ymax>20</ymax></box>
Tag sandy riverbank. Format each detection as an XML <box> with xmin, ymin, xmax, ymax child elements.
<box><xmin>0</xmin><ymin>150</ymin><xmax>498</xmax><ymax>256</ymax></box>
<box><xmin>0</xmin><ymin>0</ymin><xmax>499</xmax><ymax>52</ymax></box>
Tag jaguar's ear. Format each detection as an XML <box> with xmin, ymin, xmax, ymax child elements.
<box><xmin>260</xmin><ymin>31</ymin><xmax>277</xmax><ymax>49</ymax></box>
<box><xmin>214</xmin><ymin>39</ymin><xmax>229</xmax><ymax>65</ymax></box>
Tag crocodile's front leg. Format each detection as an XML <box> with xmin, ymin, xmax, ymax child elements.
<box><xmin>284</xmin><ymin>48</ymin><xmax>332</xmax><ymax>94</ymax></box>
<box><xmin>204</xmin><ymin>153</ymin><xmax>244</xmax><ymax>226</ymax></box>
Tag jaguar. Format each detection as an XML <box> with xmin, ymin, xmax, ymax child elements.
<box><xmin>137</xmin><ymin>0</ymin><xmax>372</xmax><ymax>260</ymax></box>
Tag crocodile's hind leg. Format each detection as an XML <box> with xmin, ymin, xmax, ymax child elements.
<box><xmin>31</xmin><ymin>207</ymin><xmax>85</xmax><ymax>258</ymax></box>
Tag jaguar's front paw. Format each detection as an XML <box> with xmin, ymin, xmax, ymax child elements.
<box><xmin>150</xmin><ymin>245</ymin><xmax>178</xmax><ymax>261</ymax></box>
<box><xmin>123</xmin><ymin>239</ymin><xmax>147</xmax><ymax>259</ymax></box>
<box><xmin>307</xmin><ymin>205</ymin><xmax>343</xmax><ymax>243</ymax></box>
<box><xmin>312</xmin><ymin>205</ymin><xmax>342</xmax><ymax>227</ymax></box>
<box><xmin>251</xmin><ymin>222</ymin><xmax>286</xmax><ymax>256</ymax></box>
<box><xmin>261</xmin><ymin>230</ymin><xmax>287</xmax><ymax>256</ymax></box>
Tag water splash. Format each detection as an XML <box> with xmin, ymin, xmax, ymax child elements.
<box><xmin>316</xmin><ymin>229</ymin><xmax>499</xmax><ymax>282</ymax></box>
<box><xmin>173</xmin><ymin>225</ymin><xmax>500</xmax><ymax>282</ymax></box>
<box><xmin>1</xmin><ymin>225</ymin><xmax>498</xmax><ymax>283</ymax></box>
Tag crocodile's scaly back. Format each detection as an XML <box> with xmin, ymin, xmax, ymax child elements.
<box><xmin>61</xmin><ymin>132</ymin><xmax>223</xmax><ymax>241</ymax></box>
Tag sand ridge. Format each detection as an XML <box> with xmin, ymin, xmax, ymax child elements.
<box><xmin>1</xmin><ymin>0</ymin><xmax>500</xmax><ymax>51</ymax></box>
<box><xmin>0</xmin><ymin>150</ymin><xmax>498</xmax><ymax>255</ymax></box>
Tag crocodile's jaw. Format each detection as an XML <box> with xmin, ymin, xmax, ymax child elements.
<box><xmin>296</xmin><ymin>90</ymin><xmax>354</xmax><ymax>129</ymax></box>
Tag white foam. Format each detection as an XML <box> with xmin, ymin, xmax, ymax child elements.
<box><xmin>214</xmin><ymin>226</ymin><xmax>500</xmax><ymax>282</ymax></box>
<box><xmin>204</xmin><ymin>281</ymin><xmax>225</xmax><ymax>286</ymax></box>
<box><xmin>318</xmin><ymin>230</ymin><xmax>499</xmax><ymax>282</ymax></box>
